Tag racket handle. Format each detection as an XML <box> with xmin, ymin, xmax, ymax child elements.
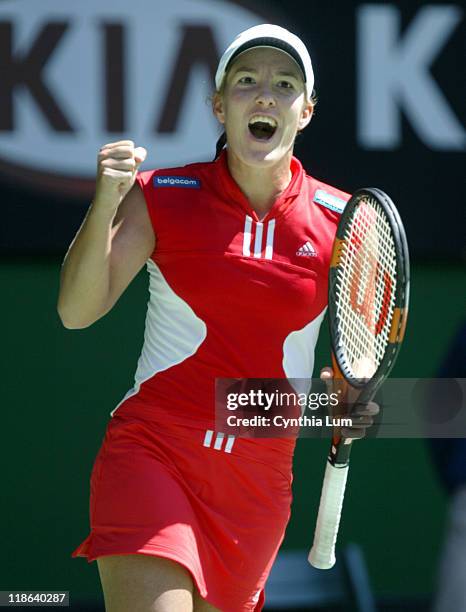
<box><xmin>308</xmin><ymin>461</ymin><xmax>349</xmax><ymax>569</ymax></box>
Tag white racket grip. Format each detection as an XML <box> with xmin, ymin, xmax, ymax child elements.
<box><xmin>308</xmin><ymin>461</ymin><xmax>349</xmax><ymax>569</ymax></box>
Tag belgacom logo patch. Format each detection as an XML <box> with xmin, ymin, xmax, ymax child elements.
<box><xmin>0</xmin><ymin>0</ymin><xmax>266</xmax><ymax>196</ymax></box>
<box><xmin>154</xmin><ymin>176</ymin><xmax>201</xmax><ymax>188</ymax></box>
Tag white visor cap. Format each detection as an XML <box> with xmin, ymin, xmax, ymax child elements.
<box><xmin>215</xmin><ymin>24</ymin><xmax>314</xmax><ymax>101</ymax></box>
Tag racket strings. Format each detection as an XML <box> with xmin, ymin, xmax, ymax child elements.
<box><xmin>336</xmin><ymin>196</ymin><xmax>397</xmax><ymax>380</ymax></box>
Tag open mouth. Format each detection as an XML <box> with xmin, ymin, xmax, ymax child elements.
<box><xmin>248</xmin><ymin>115</ymin><xmax>277</xmax><ymax>141</ymax></box>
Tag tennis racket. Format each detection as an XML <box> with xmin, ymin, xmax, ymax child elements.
<box><xmin>308</xmin><ymin>187</ymin><xmax>410</xmax><ymax>569</ymax></box>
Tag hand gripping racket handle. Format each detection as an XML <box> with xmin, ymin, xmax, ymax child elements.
<box><xmin>308</xmin><ymin>460</ymin><xmax>349</xmax><ymax>569</ymax></box>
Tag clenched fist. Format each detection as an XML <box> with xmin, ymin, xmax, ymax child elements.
<box><xmin>95</xmin><ymin>140</ymin><xmax>147</xmax><ymax>211</ymax></box>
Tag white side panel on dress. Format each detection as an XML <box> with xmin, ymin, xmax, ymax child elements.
<box><xmin>111</xmin><ymin>259</ymin><xmax>207</xmax><ymax>415</ymax></box>
<box><xmin>282</xmin><ymin>308</ymin><xmax>327</xmax><ymax>395</ymax></box>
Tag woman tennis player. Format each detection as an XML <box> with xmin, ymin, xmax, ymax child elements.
<box><xmin>59</xmin><ymin>24</ymin><xmax>375</xmax><ymax>612</ymax></box>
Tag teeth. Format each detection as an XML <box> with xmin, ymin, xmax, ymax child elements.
<box><xmin>249</xmin><ymin>115</ymin><xmax>277</xmax><ymax>128</ymax></box>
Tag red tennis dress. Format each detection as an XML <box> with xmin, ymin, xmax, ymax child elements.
<box><xmin>72</xmin><ymin>150</ymin><xmax>349</xmax><ymax>611</ymax></box>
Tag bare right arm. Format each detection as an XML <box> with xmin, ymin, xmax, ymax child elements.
<box><xmin>57</xmin><ymin>140</ymin><xmax>155</xmax><ymax>329</ymax></box>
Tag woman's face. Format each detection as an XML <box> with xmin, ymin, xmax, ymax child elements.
<box><xmin>214</xmin><ymin>47</ymin><xmax>313</xmax><ymax>167</ymax></box>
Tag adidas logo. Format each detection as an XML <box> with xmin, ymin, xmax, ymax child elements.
<box><xmin>296</xmin><ymin>241</ymin><xmax>317</xmax><ymax>257</ymax></box>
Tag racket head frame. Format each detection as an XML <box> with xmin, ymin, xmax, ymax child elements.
<box><xmin>328</xmin><ymin>187</ymin><xmax>410</xmax><ymax>402</ymax></box>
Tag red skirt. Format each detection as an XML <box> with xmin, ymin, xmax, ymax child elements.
<box><xmin>72</xmin><ymin>406</ymin><xmax>295</xmax><ymax>611</ymax></box>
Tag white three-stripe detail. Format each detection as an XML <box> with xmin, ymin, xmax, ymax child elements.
<box><xmin>203</xmin><ymin>430</ymin><xmax>236</xmax><ymax>453</ymax></box>
<box><xmin>243</xmin><ymin>216</ymin><xmax>253</xmax><ymax>256</ymax></box>
<box><xmin>242</xmin><ymin>216</ymin><xmax>275</xmax><ymax>260</ymax></box>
